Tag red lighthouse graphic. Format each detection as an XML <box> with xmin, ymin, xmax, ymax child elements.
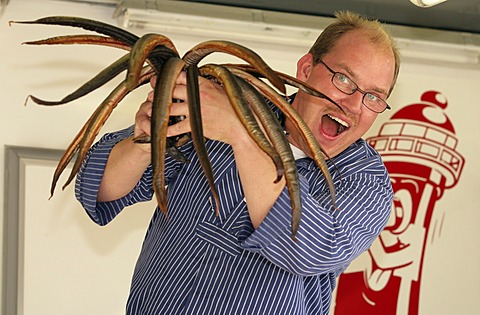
<box><xmin>333</xmin><ymin>91</ymin><xmax>465</xmax><ymax>314</ymax></box>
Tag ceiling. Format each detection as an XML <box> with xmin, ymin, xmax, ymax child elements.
<box><xmin>182</xmin><ymin>0</ymin><xmax>480</xmax><ymax>34</ymax></box>
<box><xmin>66</xmin><ymin>0</ymin><xmax>480</xmax><ymax>35</ymax></box>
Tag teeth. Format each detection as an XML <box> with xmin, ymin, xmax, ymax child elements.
<box><xmin>328</xmin><ymin>114</ymin><xmax>349</xmax><ymax>128</ymax></box>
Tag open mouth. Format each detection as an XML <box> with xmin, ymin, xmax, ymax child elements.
<box><xmin>321</xmin><ymin>114</ymin><xmax>349</xmax><ymax>137</ymax></box>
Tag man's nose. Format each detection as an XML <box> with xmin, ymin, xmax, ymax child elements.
<box><xmin>339</xmin><ymin>90</ymin><xmax>364</xmax><ymax>115</ymax></box>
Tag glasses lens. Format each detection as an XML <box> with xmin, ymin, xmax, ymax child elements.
<box><xmin>363</xmin><ymin>94</ymin><xmax>388</xmax><ymax>113</ymax></box>
<box><xmin>333</xmin><ymin>73</ymin><xmax>356</xmax><ymax>94</ymax></box>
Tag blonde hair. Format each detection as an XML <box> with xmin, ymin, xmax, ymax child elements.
<box><xmin>309</xmin><ymin>11</ymin><xmax>400</xmax><ymax>96</ymax></box>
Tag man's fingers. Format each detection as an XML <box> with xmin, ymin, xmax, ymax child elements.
<box><xmin>169</xmin><ymin>100</ymin><xmax>188</xmax><ymax>117</ymax></box>
<box><xmin>149</xmin><ymin>76</ymin><xmax>157</xmax><ymax>88</ymax></box>
<box><xmin>175</xmin><ymin>71</ymin><xmax>187</xmax><ymax>85</ymax></box>
<box><xmin>135</xmin><ymin>101</ymin><xmax>153</xmax><ymax>136</ymax></box>
<box><xmin>167</xmin><ymin>117</ymin><xmax>190</xmax><ymax>137</ymax></box>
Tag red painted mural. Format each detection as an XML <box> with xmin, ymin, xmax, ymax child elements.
<box><xmin>333</xmin><ymin>91</ymin><xmax>465</xmax><ymax>314</ymax></box>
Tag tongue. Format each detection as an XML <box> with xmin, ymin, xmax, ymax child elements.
<box><xmin>321</xmin><ymin>115</ymin><xmax>340</xmax><ymax>137</ymax></box>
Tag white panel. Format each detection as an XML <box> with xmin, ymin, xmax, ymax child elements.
<box><xmin>11</xmin><ymin>148</ymin><xmax>154</xmax><ymax>314</ymax></box>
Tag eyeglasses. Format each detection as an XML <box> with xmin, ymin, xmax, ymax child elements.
<box><xmin>318</xmin><ymin>60</ymin><xmax>391</xmax><ymax>113</ymax></box>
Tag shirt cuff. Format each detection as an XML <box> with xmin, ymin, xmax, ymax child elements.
<box><xmin>240</xmin><ymin>187</ymin><xmax>293</xmax><ymax>251</ymax></box>
<box><xmin>75</xmin><ymin>126</ymin><xmax>134</xmax><ymax>225</ymax></box>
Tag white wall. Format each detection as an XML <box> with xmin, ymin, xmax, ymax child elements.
<box><xmin>1</xmin><ymin>1</ymin><xmax>149</xmax><ymax>314</ymax></box>
<box><xmin>1</xmin><ymin>0</ymin><xmax>479</xmax><ymax>314</ymax></box>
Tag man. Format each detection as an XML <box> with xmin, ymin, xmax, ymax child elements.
<box><xmin>76</xmin><ymin>11</ymin><xmax>400</xmax><ymax>314</ymax></box>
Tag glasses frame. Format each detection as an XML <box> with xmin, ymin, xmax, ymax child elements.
<box><xmin>318</xmin><ymin>60</ymin><xmax>391</xmax><ymax>113</ymax></box>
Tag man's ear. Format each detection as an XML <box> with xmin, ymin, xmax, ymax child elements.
<box><xmin>296</xmin><ymin>53</ymin><xmax>314</xmax><ymax>81</ymax></box>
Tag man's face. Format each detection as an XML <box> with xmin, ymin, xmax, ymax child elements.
<box><xmin>288</xmin><ymin>30</ymin><xmax>396</xmax><ymax>158</ymax></box>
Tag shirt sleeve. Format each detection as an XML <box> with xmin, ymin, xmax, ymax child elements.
<box><xmin>240</xmin><ymin>152</ymin><xmax>393</xmax><ymax>277</ymax></box>
<box><xmin>74</xmin><ymin>126</ymin><xmax>154</xmax><ymax>226</ymax></box>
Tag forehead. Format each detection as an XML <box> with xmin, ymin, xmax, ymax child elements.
<box><xmin>323</xmin><ymin>31</ymin><xmax>395</xmax><ymax>96</ymax></box>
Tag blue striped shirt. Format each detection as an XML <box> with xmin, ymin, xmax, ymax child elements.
<box><xmin>75</xmin><ymin>115</ymin><xmax>392</xmax><ymax>314</ymax></box>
